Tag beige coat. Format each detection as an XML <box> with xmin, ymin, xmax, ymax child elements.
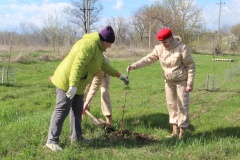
<box><xmin>131</xmin><ymin>37</ymin><xmax>195</xmax><ymax>87</ymax></box>
<box><xmin>131</xmin><ymin>37</ymin><xmax>195</xmax><ymax>128</ymax></box>
<box><xmin>84</xmin><ymin>55</ymin><xmax>112</xmax><ymax>116</ymax></box>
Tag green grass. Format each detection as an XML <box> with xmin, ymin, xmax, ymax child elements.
<box><xmin>0</xmin><ymin>54</ymin><xmax>240</xmax><ymax>159</ymax></box>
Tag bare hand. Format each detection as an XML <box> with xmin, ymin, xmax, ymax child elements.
<box><xmin>48</xmin><ymin>76</ymin><xmax>53</xmax><ymax>82</ymax></box>
<box><xmin>127</xmin><ymin>66</ymin><xmax>135</xmax><ymax>73</ymax></box>
<box><xmin>82</xmin><ymin>101</ymin><xmax>90</xmax><ymax>114</ymax></box>
<box><xmin>186</xmin><ymin>86</ymin><xmax>193</xmax><ymax>92</ymax></box>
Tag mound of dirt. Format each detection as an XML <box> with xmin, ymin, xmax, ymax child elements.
<box><xmin>102</xmin><ymin>125</ymin><xmax>158</xmax><ymax>142</ymax></box>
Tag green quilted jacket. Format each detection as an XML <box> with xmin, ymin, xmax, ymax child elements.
<box><xmin>51</xmin><ymin>32</ymin><xmax>118</xmax><ymax>95</ymax></box>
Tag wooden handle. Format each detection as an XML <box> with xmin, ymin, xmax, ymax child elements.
<box><xmin>85</xmin><ymin>110</ymin><xmax>99</xmax><ymax>121</ymax></box>
<box><xmin>85</xmin><ymin>110</ymin><xmax>96</xmax><ymax>119</ymax></box>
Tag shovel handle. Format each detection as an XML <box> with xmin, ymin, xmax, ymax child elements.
<box><xmin>85</xmin><ymin>110</ymin><xmax>98</xmax><ymax>121</ymax></box>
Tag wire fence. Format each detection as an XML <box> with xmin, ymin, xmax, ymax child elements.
<box><xmin>1</xmin><ymin>66</ymin><xmax>16</xmax><ymax>85</ymax></box>
<box><xmin>205</xmin><ymin>61</ymin><xmax>240</xmax><ymax>91</ymax></box>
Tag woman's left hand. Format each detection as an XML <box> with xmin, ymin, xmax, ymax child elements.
<box><xmin>186</xmin><ymin>86</ymin><xmax>193</xmax><ymax>92</ymax></box>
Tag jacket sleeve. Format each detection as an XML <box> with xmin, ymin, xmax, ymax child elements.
<box><xmin>182</xmin><ymin>45</ymin><xmax>196</xmax><ymax>87</ymax></box>
<box><xmin>101</xmin><ymin>55</ymin><xmax>118</xmax><ymax>77</ymax></box>
<box><xmin>132</xmin><ymin>47</ymin><xmax>159</xmax><ymax>69</ymax></box>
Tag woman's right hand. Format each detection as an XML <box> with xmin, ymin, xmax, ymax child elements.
<box><xmin>82</xmin><ymin>101</ymin><xmax>90</xmax><ymax>114</ymax></box>
<box><xmin>127</xmin><ymin>65</ymin><xmax>135</xmax><ymax>73</ymax></box>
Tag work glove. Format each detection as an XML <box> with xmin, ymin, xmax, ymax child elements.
<box><xmin>119</xmin><ymin>74</ymin><xmax>129</xmax><ymax>85</ymax></box>
<box><xmin>66</xmin><ymin>86</ymin><xmax>77</xmax><ymax>99</ymax></box>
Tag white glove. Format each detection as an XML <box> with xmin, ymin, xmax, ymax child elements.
<box><xmin>66</xmin><ymin>86</ymin><xmax>77</xmax><ymax>99</ymax></box>
<box><xmin>119</xmin><ymin>74</ymin><xmax>129</xmax><ymax>85</ymax></box>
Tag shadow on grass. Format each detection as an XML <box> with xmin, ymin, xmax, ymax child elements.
<box><xmin>88</xmin><ymin>137</ymin><xmax>162</xmax><ymax>149</ymax></box>
<box><xmin>82</xmin><ymin>113</ymin><xmax>196</xmax><ymax>149</ymax></box>
<box><xmin>85</xmin><ymin>126</ymin><xmax>240</xmax><ymax>149</ymax></box>
<box><xmin>124</xmin><ymin>113</ymin><xmax>195</xmax><ymax>133</ymax></box>
<box><xmin>132</xmin><ymin>112</ymin><xmax>240</xmax><ymax>143</ymax></box>
<box><xmin>81</xmin><ymin>114</ymin><xmax>239</xmax><ymax>149</ymax></box>
<box><xmin>188</xmin><ymin>126</ymin><xmax>240</xmax><ymax>140</ymax></box>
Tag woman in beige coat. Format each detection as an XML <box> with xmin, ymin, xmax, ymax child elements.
<box><xmin>127</xmin><ymin>28</ymin><xmax>195</xmax><ymax>139</ymax></box>
<box><xmin>83</xmin><ymin>55</ymin><xmax>113</xmax><ymax>124</ymax></box>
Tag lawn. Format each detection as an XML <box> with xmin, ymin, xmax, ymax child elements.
<box><xmin>0</xmin><ymin>53</ymin><xmax>240</xmax><ymax>159</ymax></box>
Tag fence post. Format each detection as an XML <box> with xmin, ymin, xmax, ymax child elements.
<box><xmin>1</xmin><ymin>67</ymin><xmax>4</xmax><ymax>84</ymax></box>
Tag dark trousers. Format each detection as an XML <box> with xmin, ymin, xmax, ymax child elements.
<box><xmin>47</xmin><ymin>88</ymin><xmax>83</xmax><ymax>144</ymax></box>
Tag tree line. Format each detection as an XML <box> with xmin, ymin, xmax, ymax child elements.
<box><xmin>0</xmin><ymin>0</ymin><xmax>239</xmax><ymax>54</ymax></box>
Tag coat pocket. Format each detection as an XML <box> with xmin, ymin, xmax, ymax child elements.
<box><xmin>80</xmin><ymin>72</ymin><xmax>88</xmax><ymax>80</ymax></box>
<box><xmin>165</xmin><ymin>68</ymin><xmax>187</xmax><ymax>81</ymax></box>
<box><xmin>172</xmin><ymin>68</ymin><xmax>187</xmax><ymax>81</ymax></box>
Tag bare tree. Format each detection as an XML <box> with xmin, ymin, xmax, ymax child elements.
<box><xmin>61</xmin><ymin>25</ymin><xmax>79</xmax><ymax>46</ymax></box>
<box><xmin>42</xmin><ymin>14</ymin><xmax>61</xmax><ymax>53</ymax></box>
<box><xmin>162</xmin><ymin>0</ymin><xmax>205</xmax><ymax>43</ymax></box>
<box><xmin>20</xmin><ymin>23</ymin><xmax>31</xmax><ymax>46</ymax></box>
<box><xmin>64</xmin><ymin>0</ymin><xmax>103</xmax><ymax>34</ymax></box>
<box><xmin>150</xmin><ymin>2</ymin><xmax>173</xmax><ymax>29</ymax></box>
<box><xmin>230</xmin><ymin>23</ymin><xmax>240</xmax><ymax>38</ymax></box>
<box><xmin>20</xmin><ymin>23</ymin><xmax>42</xmax><ymax>48</ymax></box>
<box><xmin>132</xmin><ymin>3</ymin><xmax>173</xmax><ymax>48</ymax></box>
<box><xmin>132</xmin><ymin>6</ymin><xmax>151</xmax><ymax>48</ymax></box>
<box><xmin>106</xmin><ymin>16</ymin><xmax>131</xmax><ymax>45</ymax></box>
<box><xmin>1</xmin><ymin>30</ymin><xmax>16</xmax><ymax>85</ymax></box>
<box><xmin>148</xmin><ymin>2</ymin><xmax>174</xmax><ymax>47</ymax></box>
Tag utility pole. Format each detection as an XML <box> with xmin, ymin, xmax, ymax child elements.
<box><xmin>81</xmin><ymin>0</ymin><xmax>93</xmax><ymax>33</ymax></box>
<box><xmin>87</xmin><ymin>0</ymin><xmax>91</xmax><ymax>33</ymax></box>
<box><xmin>148</xmin><ymin>5</ymin><xmax>152</xmax><ymax>49</ymax></box>
<box><xmin>216</xmin><ymin>0</ymin><xmax>225</xmax><ymax>54</ymax></box>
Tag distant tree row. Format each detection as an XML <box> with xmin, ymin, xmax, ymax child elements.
<box><xmin>0</xmin><ymin>0</ymin><xmax>239</xmax><ymax>54</ymax></box>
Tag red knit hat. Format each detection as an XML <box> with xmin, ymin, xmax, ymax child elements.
<box><xmin>99</xmin><ymin>26</ymin><xmax>115</xmax><ymax>43</ymax></box>
<box><xmin>156</xmin><ymin>28</ymin><xmax>172</xmax><ymax>41</ymax></box>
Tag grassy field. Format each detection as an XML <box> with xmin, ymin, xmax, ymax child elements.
<box><xmin>0</xmin><ymin>53</ymin><xmax>240</xmax><ymax>159</ymax></box>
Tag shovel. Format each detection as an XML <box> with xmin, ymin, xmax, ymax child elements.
<box><xmin>84</xmin><ymin>110</ymin><xmax>106</xmax><ymax>126</ymax></box>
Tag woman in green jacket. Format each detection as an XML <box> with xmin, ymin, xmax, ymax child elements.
<box><xmin>46</xmin><ymin>26</ymin><xmax>129</xmax><ymax>151</ymax></box>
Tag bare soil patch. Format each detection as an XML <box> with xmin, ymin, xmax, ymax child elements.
<box><xmin>102</xmin><ymin>125</ymin><xmax>158</xmax><ymax>142</ymax></box>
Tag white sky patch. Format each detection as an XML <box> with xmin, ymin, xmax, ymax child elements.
<box><xmin>113</xmin><ymin>0</ymin><xmax>123</xmax><ymax>10</ymax></box>
<box><xmin>222</xmin><ymin>0</ymin><xmax>240</xmax><ymax>26</ymax></box>
<box><xmin>0</xmin><ymin>2</ymin><xmax>70</xmax><ymax>31</ymax></box>
<box><xmin>0</xmin><ymin>13</ymin><xmax>26</xmax><ymax>31</ymax></box>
